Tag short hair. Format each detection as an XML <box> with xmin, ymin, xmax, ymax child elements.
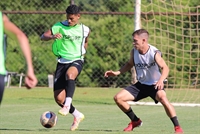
<box><xmin>132</xmin><ymin>29</ymin><xmax>149</xmax><ymax>36</ymax></box>
<box><xmin>66</xmin><ymin>5</ymin><xmax>80</xmax><ymax>14</ymax></box>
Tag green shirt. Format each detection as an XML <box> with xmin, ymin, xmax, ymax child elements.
<box><xmin>0</xmin><ymin>12</ymin><xmax>6</xmax><ymax>75</ymax></box>
<box><xmin>51</xmin><ymin>22</ymin><xmax>85</xmax><ymax>61</ymax></box>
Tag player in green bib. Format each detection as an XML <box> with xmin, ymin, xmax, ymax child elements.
<box><xmin>41</xmin><ymin>5</ymin><xmax>90</xmax><ymax>131</ymax></box>
<box><xmin>0</xmin><ymin>12</ymin><xmax>38</xmax><ymax>105</ymax></box>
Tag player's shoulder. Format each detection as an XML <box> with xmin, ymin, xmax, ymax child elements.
<box><xmin>53</xmin><ymin>21</ymin><xmax>66</xmax><ymax>27</ymax></box>
<box><xmin>149</xmin><ymin>44</ymin><xmax>158</xmax><ymax>50</ymax></box>
<box><xmin>82</xmin><ymin>24</ymin><xmax>89</xmax><ymax>30</ymax></box>
<box><xmin>149</xmin><ymin>44</ymin><xmax>162</xmax><ymax>56</ymax></box>
<box><xmin>82</xmin><ymin>24</ymin><xmax>90</xmax><ymax>35</ymax></box>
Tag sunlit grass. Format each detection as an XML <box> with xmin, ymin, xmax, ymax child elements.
<box><xmin>0</xmin><ymin>87</ymin><xmax>199</xmax><ymax>134</ymax></box>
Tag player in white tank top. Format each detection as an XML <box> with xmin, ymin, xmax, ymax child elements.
<box><xmin>104</xmin><ymin>29</ymin><xmax>183</xmax><ymax>133</ymax></box>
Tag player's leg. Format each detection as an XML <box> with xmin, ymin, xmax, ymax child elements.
<box><xmin>62</xmin><ymin>66</ymin><xmax>78</xmax><ymax>109</ymax></box>
<box><xmin>59</xmin><ymin>60</ymin><xmax>83</xmax><ymax>116</ymax></box>
<box><xmin>66</xmin><ymin>60</ymin><xmax>84</xmax><ymax>130</ymax></box>
<box><xmin>54</xmin><ymin>89</ymin><xmax>84</xmax><ymax>131</ymax></box>
<box><xmin>69</xmin><ymin>104</ymin><xmax>85</xmax><ymax>131</ymax></box>
<box><xmin>156</xmin><ymin>90</ymin><xmax>183</xmax><ymax>133</ymax></box>
<box><xmin>0</xmin><ymin>75</ymin><xmax>5</xmax><ymax>105</ymax></box>
<box><xmin>54</xmin><ymin>89</ymin><xmax>66</xmax><ymax>107</ymax></box>
<box><xmin>114</xmin><ymin>83</ymin><xmax>142</xmax><ymax>131</ymax></box>
<box><xmin>54</xmin><ymin>88</ymin><xmax>83</xmax><ymax>117</ymax></box>
<box><xmin>53</xmin><ymin>62</ymin><xmax>69</xmax><ymax>113</ymax></box>
<box><xmin>114</xmin><ymin>89</ymin><xmax>135</xmax><ymax>111</ymax></box>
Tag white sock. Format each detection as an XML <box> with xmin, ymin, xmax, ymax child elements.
<box><xmin>64</xmin><ymin>97</ymin><xmax>72</xmax><ymax>109</ymax></box>
<box><xmin>72</xmin><ymin>109</ymin><xmax>81</xmax><ymax>118</ymax></box>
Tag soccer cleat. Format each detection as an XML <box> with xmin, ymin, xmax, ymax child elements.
<box><xmin>58</xmin><ymin>106</ymin><xmax>69</xmax><ymax>116</ymax></box>
<box><xmin>70</xmin><ymin>113</ymin><xmax>85</xmax><ymax>131</ymax></box>
<box><xmin>123</xmin><ymin>119</ymin><xmax>142</xmax><ymax>131</ymax></box>
<box><xmin>174</xmin><ymin>126</ymin><xmax>183</xmax><ymax>133</ymax></box>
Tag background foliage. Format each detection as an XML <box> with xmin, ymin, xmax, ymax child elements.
<box><xmin>1</xmin><ymin>0</ymin><xmax>199</xmax><ymax>88</ymax></box>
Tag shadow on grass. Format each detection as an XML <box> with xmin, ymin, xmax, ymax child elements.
<box><xmin>78</xmin><ymin>129</ymin><xmax>120</xmax><ymax>132</ymax></box>
<box><xmin>0</xmin><ymin>128</ymin><xmax>120</xmax><ymax>133</ymax></box>
<box><xmin>0</xmin><ymin>128</ymin><xmax>34</xmax><ymax>131</ymax></box>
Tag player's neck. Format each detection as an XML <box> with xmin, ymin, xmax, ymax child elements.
<box><xmin>139</xmin><ymin>44</ymin><xmax>149</xmax><ymax>54</ymax></box>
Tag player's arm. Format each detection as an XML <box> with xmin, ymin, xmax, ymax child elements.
<box><xmin>3</xmin><ymin>14</ymin><xmax>33</xmax><ymax>74</ymax></box>
<box><xmin>40</xmin><ymin>29</ymin><xmax>62</xmax><ymax>41</ymax></box>
<box><xmin>118</xmin><ymin>50</ymin><xmax>134</xmax><ymax>74</ymax></box>
<box><xmin>3</xmin><ymin>14</ymin><xmax>37</xmax><ymax>88</ymax></box>
<box><xmin>40</xmin><ymin>29</ymin><xmax>54</xmax><ymax>41</ymax></box>
<box><xmin>104</xmin><ymin>50</ymin><xmax>134</xmax><ymax>77</ymax></box>
<box><xmin>154</xmin><ymin>52</ymin><xmax>169</xmax><ymax>89</ymax></box>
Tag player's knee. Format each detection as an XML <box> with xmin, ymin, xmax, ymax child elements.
<box><xmin>113</xmin><ymin>94</ymin><xmax>121</xmax><ymax>103</ymax></box>
<box><xmin>156</xmin><ymin>90</ymin><xmax>168</xmax><ymax>104</ymax></box>
<box><xmin>66</xmin><ymin>73</ymin><xmax>76</xmax><ymax>80</ymax></box>
<box><xmin>113</xmin><ymin>95</ymin><xmax>117</xmax><ymax>102</ymax></box>
<box><xmin>158</xmin><ymin>96</ymin><xmax>169</xmax><ymax>105</ymax></box>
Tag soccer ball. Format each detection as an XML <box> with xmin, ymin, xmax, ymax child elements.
<box><xmin>40</xmin><ymin>111</ymin><xmax>57</xmax><ymax>128</ymax></box>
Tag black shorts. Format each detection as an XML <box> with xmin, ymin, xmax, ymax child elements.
<box><xmin>54</xmin><ymin>60</ymin><xmax>83</xmax><ymax>91</ymax></box>
<box><xmin>0</xmin><ymin>75</ymin><xmax>5</xmax><ymax>89</ymax></box>
<box><xmin>124</xmin><ymin>82</ymin><xmax>164</xmax><ymax>104</ymax></box>
<box><xmin>0</xmin><ymin>74</ymin><xmax>5</xmax><ymax>103</ymax></box>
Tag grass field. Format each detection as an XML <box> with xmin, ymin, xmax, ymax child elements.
<box><xmin>0</xmin><ymin>87</ymin><xmax>200</xmax><ymax>134</ymax></box>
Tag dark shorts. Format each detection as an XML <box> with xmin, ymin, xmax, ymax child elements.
<box><xmin>124</xmin><ymin>82</ymin><xmax>164</xmax><ymax>104</ymax></box>
<box><xmin>54</xmin><ymin>60</ymin><xmax>83</xmax><ymax>91</ymax></box>
<box><xmin>0</xmin><ymin>74</ymin><xmax>5</xmax><ymax>104</ymax></box>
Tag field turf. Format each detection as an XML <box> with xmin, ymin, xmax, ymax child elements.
<box><xmin>0</xmin><ymin>87</ymin><xmax>199</xmax><ymax>134</ymax></box>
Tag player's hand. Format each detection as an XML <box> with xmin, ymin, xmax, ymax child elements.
<box><xmin>154</xmin><ymin>80</ymin><xmax>164</xmax><ymax>90</ymax></box>
<box><xmin>52</xmin><ymin>33</ymin><xmax>62</xmax><ymax>39</ymax></box>
<box><xmin>104</xmin><ymin>70</ymin><xmax>120</xmax><ymax>77</ymax></box>
<box><xmin>25</xmin><ymin>71</ymin><xmax>38</xmax><ymax>89</ymax></box>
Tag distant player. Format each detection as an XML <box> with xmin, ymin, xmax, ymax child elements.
<box><xmin>41</xmin><ymin>5</ymin><xmax>90</xmax><ymax>131</ymax></box>
<box><xmin>0</xmin><ymin>12</ymin><xmax>38</xmax><ymax>105</ymax></box>
<box><xmin>104</xmin><ymin>29</ymin><xmax>183</xmax><ymax>133</ymax></box>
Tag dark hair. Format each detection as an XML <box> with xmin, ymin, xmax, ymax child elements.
<box><xmin>66</xmin><ymin>5</ymin><xmax>80</xmax><ymax>14</ymax></box>
<box><xmin>132</xmin><ymin>29</ymin><xmax>149</xmax><ymax>36</ymax></box>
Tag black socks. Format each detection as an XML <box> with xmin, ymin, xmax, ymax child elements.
<box><xmin>125</xmin><ymin>108</ymin><xmax>139</xmax><ymax>121</ymax></box>
<box><xmin>65</xmin><ymin>79</ymin><xmax>75</xmax><ymax>98</ymax></box>
<box><xmin>170</xmin><ymin>116</ymin><xmax>180</xmax><ymax>126</ymax></box>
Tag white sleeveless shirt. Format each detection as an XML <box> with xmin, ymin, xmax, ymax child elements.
<box><xmin>133</xmin><ymin>44</ymin><xmax>161</xmax><ymax>85</ymax></box>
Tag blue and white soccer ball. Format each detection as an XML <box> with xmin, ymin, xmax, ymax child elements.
<box><xmin>40</xmin><ymin>111</ymin><xmax>57</xmax><ymax>128</ymax></box>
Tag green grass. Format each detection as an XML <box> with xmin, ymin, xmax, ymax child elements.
<box><xmin>0</xmin><ymin>87</ymin><xmax>200</xmax><ymax>134</ymax></box>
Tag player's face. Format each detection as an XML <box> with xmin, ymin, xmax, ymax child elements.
<box><xmin>66</xmin><ymin>14</ymin><xmax>80</xmax><ymax>26</ymax></box>
<box><xmin>133</xmin><ymin>35</ymin><xmax>143</xmax><ymax>50</ymax></box>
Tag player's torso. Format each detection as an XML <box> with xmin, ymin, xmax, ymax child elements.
<box><xmin>52</xmin><ymin>21</ymin><xmax>89</xmax><ymax>61</ymax></box>
<box><xmin>133</xmin><ymin>45</ymin><xmax>161</xmax><ymax>85</ymax></box>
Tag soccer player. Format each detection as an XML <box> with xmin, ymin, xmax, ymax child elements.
<box><xmin>104</xmin><ymin>29</ymin><xmax>183</xmax><ymax>133</ymax></box>
<box><xmin>40</xmin><ymin>5</ymin><xmax>90</xmax><ymax>131</ymax></box>
<box><xmin>0</xmin><ymin>13</ymin><xmax>38</xmax><ymax>105</ymax></box>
